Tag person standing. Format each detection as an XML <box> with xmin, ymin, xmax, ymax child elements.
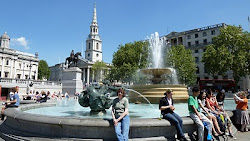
<box><xmin>1</xmin><ymin>87</ymin><xmax>20</xmax><ymax>120</ymax></box>
<box><xmin>234</xmin><ymin>91</ymin><xmax>249</xmax><ymax>132</ymax></box>
<box><xmin>111</xmin><ymin>88</ymin><xmax>130</xmax><ymax>141</ymax></box>
<box><xmin>188</xmin><ymin>87</ymin><xmax>212</xmax><ymax>141</ymax></box>
<box><xmin>159</xmin><ymin>89</ymin><xmax>187</xmax><ymax>141</ymax></box>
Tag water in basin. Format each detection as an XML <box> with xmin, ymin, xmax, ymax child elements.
<box><xmin>23</xmin><ymin>99</ymin><xmax>243</xmax><ymax>119</ymax></box>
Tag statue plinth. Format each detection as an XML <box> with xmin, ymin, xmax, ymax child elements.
<box><xmin>62</xmin><ymin>67</ymin><xmax>83</xmax><ymax>95</ymax></box>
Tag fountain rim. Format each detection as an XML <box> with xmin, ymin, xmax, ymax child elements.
<box><xmin>3</xmin><ymin>102</ymin><xmax>195</xmax><ymax>127</ymax></box>
<box><xmin>2</xmin><ymin>101</ymin><xmax>237</xmax><ymax>140</ymax></box>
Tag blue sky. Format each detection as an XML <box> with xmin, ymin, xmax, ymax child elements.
<box><xmin>0</xmin><ymin>0</ymin><xmax>249</xmax><ymax>66</ymax></box>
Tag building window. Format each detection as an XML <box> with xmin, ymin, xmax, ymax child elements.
<box><xmin>195</xmin><ymin>34</ymin><xmax>198</xmax><ymax>38</ymax></box>
<box><xmin>203</xmin><ymin>49</ymin><xmax>206</xmax><ymax>52</ymax></box>
<box><xmin>88</xmin><ymin>53</ymin><xmax>90</xmax><ymax>57</ymax></box>
<box><xmin>203</xmin><ymin>39</ymin><xmax>207</xmax><ymax>44</ymax></box>
<box><xmin>211</xmin><ymin>30</ymin><xmax>215</xmax><ymax>35</ymax></box>
<box><xmin>223</xmin><ymin>75</ymin><xmax>228</xmax><ymax>79</ymax></box>
<box><xmin>196</xmin><ymin>66</ymin><xmax>199</xmax><ymax>74</ymax></box>
<box><xmin>96</xmin><ymin>53</ymin><xmax>99</xmax><ymax>57</ymax></box>
<box><xmin>96</xmin><ymin>43</ymin><xmax>99</xmax><ymax>50</ymax></box>
<box><xmin>89</xmin><ymin>43</ymin><xmax>91</xmax><ymax>49</ymax></box>
<box><xmin>195</xmin><ymin>40</ymin><xmax>199</xmax><ymax>46</ymax></box>
<box><xmin>203</xmin><ymin>32</ymin><xmax>207</xmax><ymax>37</ymax></box>
<box><xmin>187</xmin><ymin>35</ymin><xmax>191</xmax><ymax>39</ymax></box>
<box><xmin>19</xmin><ymin>63</ymin><xmax>22</xmax><ymax>69</ymax></box>
<box><xmin>205</xmin><ymin>77</ymin><xmax>209</xmax><ymax>79</ymax></box>
<box><xmin>195</xmin><ymin>57</ymin><xmax>199</xmax><ymax>63</ymax></box>
<box><xmin>17</xmin><ymin>74</ymin><xmax>21</xmax><ymax>79</ymax></box>
<box><xmin>6</xmin><ymin>60</ymin><xmax>9</xmax><ymax>65</ymax></box>
<box><xmin>204</xmin><ymin>68</ymin><xmax>208</xmax><ymax>73</ymax></box>
<box><xmin>188</xmin><ymin>42</ymin><xmax>191</xmax><ymax>47</ymax></box>
<box><xmin>195</xmin><ymin>50</ymin><xmax>198</xmax><ymax>53</ymax></box>
<box><xmin>4</xmin><ymin>72</ymin><xmax>9</xmax><ymax>77</ymax></box>
<box><xmin>213</xmin><ymin>76</ymin><xmax>218</xmax><ymax>79</ymax></box>
<box><xmin>197</xmin><ymin>77</ymin><xmax>200</xmax><ymax>84</ymax></box>
<box><xmin>25</xmin><ymin>75</ymin><xmax>28</xmax><ymax>79</ymax></box>
<box><xmin>32</xmin><ymin>75</ymin><xmax>35</xmax><ymax>80</ymax></box>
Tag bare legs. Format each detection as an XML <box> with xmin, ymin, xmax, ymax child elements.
<box><xmin>207</xmin><ymin>114</ymin><xmax>222</xmax><ymax>135</ymax></box>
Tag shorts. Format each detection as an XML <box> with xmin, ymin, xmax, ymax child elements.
<box><xmin>6</xmin><ymin>103</ymin><xmax>18</xmax><ymax>108</ymax></box>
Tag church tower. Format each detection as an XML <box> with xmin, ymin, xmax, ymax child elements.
<box><xmin>85</xmin><ymin>3</ymin><xmax>102</xmax><ymax>62</ymax></box>
<box><xmin>0</xmin><ymin>32</ymin><xmax>10</xmax><ymax>48</ymax></box>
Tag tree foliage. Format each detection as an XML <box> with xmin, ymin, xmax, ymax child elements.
<box><xmin>109</xmin><ymin>41</ymin><xmax>149</xmax><ymax>82</ymax></box>
<box><xmin>166</xmin><ymin>45</ymin><xmax>197</xmax><ymax>85</ymax></box>
<box><xmin>202</xmin><ymin>25</ymin><xmax>250</xmax><ymax>83</ymax></box>
<box><xmin>38</xmin><ymin>60</ymin><xmax>51</xmax><ymax>80</ymax></box>
<box><xmin>92</xmin><ymin>61</ymin><xmax>107</xmax><ymax>71</ymax></box>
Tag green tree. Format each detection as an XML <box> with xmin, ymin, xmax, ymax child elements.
<box><xmin>38</xmin><ymin>60</ymin><xmax>51</xmax><ymax>80</ymax></box>
<box><xmin>92</xmin><ymin>61</ymin><xmax>108</xmax><ymax>82</ymax></box>
<box><xmin>202</xmin><ymin>25</ymin><xmax>250</xmax><ymax>84</ymax></box>
<box><xmin>166</xmin><ymin>45</ymin><xmax>197</xmax><ymax>85</ymax></box>
<box><xmin>111</xmin><ymin>41</ymin><xmax>149</xmax><ymax>83</ymax></box>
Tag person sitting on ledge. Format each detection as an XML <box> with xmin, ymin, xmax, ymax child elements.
<box><xmin>188</xmin><ymin>87</ymin><xmax>212</xmax><ymax>141</ymax></box>
<box><xmin>1</xmin><ymin>87</ymin><xmax>20</xmax><ymax>120</ymax></box>
<box><xmin>111</xmin><ymin>88</ymin><xmax>130</xmax><ymax>141</ymax></box>
<box><xmin>159</xmin><ymin>89</ymin><xmax>187</xmax><ymax>141</ymax></box>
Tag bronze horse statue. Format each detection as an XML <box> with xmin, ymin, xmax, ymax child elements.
<box><xmin>65</xmin><ymin>52</ymin><xmax>82</xmax><ymax>67</ymax></box>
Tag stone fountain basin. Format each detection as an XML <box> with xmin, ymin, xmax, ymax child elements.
<box><xmin>2</xmin><ymin>102</ymin><xmax>238</xmax><ymax>140</ymax></box>
<box><xmin>1</xmin><ymin>102</ymin><xmax>199</xmax><ymax>140</ymax></box>
<box><xmin>140</xmin><ymin>68</ymin><xmax>172</xmax><ymax>76</ymax></box>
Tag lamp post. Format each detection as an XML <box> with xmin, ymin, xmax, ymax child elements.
<box><xmin>26</xmin><ymin>63</ymin><xmax>32</xmax><ymax>94</ymax></box>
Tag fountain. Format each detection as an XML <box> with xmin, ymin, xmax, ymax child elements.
<box><xmin>129</xmin><ymin>32</ymin><xmax>189</xmax><ymax>103</ymax></box>
<box><xmin>0</xmin><ymin>32</ymin><xmax>238</xmax><ymax>140</ymax></box>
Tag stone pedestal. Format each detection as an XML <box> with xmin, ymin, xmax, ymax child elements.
<box><xmin>62</xmin><ymin>67</ymin><xmax>83</xmax><ymax>95</ymax></box>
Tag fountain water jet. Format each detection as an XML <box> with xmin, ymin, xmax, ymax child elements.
<box><xmin>129</xmin><ymin>32</ymin><xmax>188</xmax><ymax>103</ymax></box>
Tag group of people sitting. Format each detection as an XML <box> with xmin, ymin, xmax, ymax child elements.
<box><xmin>159</xmin><ymin>87</ymin><xmax>249</xmax><ymax>141</ymax></box>
<box><xmin>23</xmin><ymin>90</ymin><xmax>71</xmax><ymax>101</ymax></box>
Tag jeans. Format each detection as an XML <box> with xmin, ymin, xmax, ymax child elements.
<box><xmin>115</xmin><ymin>115</ymin><xmax>130</xmax><ymax>141</ymax></box>
<box><xmin>190</xmin><ymin>112</ymin><xmax>212</xmax><ymax>141</ymax></box>
<box><xmin>163</xmin><ymin>112</ymin><xmax>185</xmax><ymax>138</ymax></box>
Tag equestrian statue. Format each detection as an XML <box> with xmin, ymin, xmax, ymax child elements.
<box><xmin>65</xmin><ymin>50</ymin><xmax>82</xmax><ymax>68</ymax></box>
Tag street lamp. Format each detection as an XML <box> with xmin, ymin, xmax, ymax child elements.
<box><xmin>26</xmin><ymin>63</ymin><xmax>32</xmax><ymax>94</ymax></box>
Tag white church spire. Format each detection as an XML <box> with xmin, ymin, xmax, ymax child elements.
<box><xmin>85</xmin><ymin>3</ymin><xmax>102</xmax><ymax>62</ymax></box>
<box><xmin>92</xmin><ymin>2</ymin><xmax>97</xmax><ymax>25</ymax></box>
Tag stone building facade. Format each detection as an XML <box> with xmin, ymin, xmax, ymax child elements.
<box><xmin>164</xmin><ymin>23</ymin><xmax>249</xmax><ymax>90</ymax></box>
<box><xmin>0</xmin><ymin>32</ymin><xmax>40</xmax><ymax>99</ymax></box>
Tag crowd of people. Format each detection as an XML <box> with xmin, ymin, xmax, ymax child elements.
<box><xmin>23</xmin><ymin>90</ymin><xmax>74</xmax><ymax>102</ymax></box>
<box><xmin>1</xmin><ymin>85</ymin><xmax>249</xmax><ymax>141</ymax></box>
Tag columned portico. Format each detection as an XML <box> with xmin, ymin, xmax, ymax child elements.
<box><xmin>87</xmin><ymin>67</ymin><xmax>90</xmax><ymax>84</ymax></box>
<box><xmin>1</xmin><ymin>57</ymin><xmax>5</xmax><ymax>77</ymax></box>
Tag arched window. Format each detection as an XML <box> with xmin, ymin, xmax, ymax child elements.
<box><xmin>96</xmin><ymin>53</ymin><xmax>99</xmax><ymax>57</ymax></box>
<box><xmin>96</xmin><ymin>43</ymin><xmax>99</xmax><ymax>50</ymax></box>
<box><xmin>88</xmin><ymin>53</ymin><xmax>90</xmax><ymax>57</ymax></box>
<box><xmin>89</xmin><ymin>43</ymin><xmax>91</xmax><ymax>49</ymax></box>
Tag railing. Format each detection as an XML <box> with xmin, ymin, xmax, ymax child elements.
<box><xmin>0</xmin><ymin>78</ymin><xmax>62</xmax><ymax>86</ymax></box>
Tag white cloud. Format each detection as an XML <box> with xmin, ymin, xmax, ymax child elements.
<box><xmin>11</xmin><ymin>37</ymin><xmax>30</xmax><ymax>50</ymax></box>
